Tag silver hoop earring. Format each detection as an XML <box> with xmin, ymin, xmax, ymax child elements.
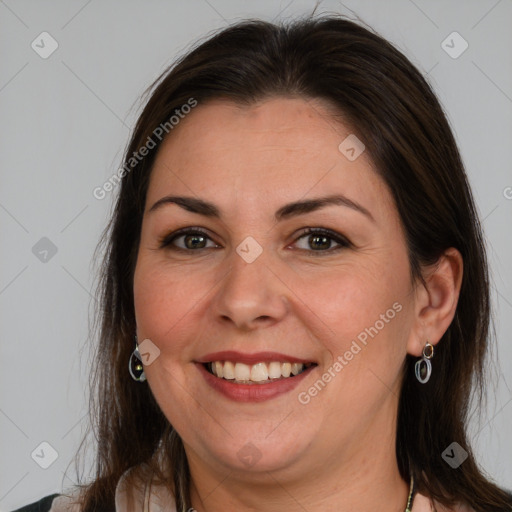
<box><xmin>415</xmin><ymin>341</ymin><xmax>434</xmax><ymax>384</ymax></box>
<box><xmin>129</xmin><ymin>335</ymin><xmax>146</xmax><ymax>382</ymax></box>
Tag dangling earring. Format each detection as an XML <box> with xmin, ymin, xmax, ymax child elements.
<box><xmin>415</xmin><ymin>341</ymin><xmax>434</xmax><ymax>384</ymax></box>
<box><xmin>129</xmin><ymin>335</ymin><xmax>146</xmax><ymax>382</ymax></box>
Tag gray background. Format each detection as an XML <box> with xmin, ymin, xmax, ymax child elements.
<box><xmin>1</xmin><ymin>0</ymin><xmax>511</xmax><ymax>509</ymax></box>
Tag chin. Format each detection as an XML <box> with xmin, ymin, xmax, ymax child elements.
<box><xmin>194</xmin><ymin>426</ymin><xmax>313</xmax><ymax>476</ymax></box>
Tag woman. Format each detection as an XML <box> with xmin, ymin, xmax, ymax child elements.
<box><xmin>15</xmin><ymin>14</ymin><xmax>512</xmax><ymax>512</ymax></box>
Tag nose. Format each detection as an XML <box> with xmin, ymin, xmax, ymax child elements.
<box><xmin>211</xmin><ymin>248</ymin><xmax>289</xmax><ymax>331</ymax></box>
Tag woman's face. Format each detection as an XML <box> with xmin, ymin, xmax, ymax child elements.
<box><xmin>133</xmin><ymin>97</ymin><xmax>417</xmax><ymax>480</ymax></box>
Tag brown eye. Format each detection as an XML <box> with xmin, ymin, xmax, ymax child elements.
<box><xmin>308</xmin><ymin>234</ymin><xmax>331</xmax><ymax>250</ymax></box>
<box><xmin>159</xmin><ymin>229</ymin><xmax>218</xmax><ymax>250</ymax></box>
<box><xmin>293</xmin><ymin>228</ymin><xmax>350</xmax><ymax>254</ymax></box>
<box><xmin>183</xmin><ymin>233</ymin><xmax>207</xmax><ymax>249</ymax></box>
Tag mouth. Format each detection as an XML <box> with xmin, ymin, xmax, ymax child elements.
<box><xmin>205</xmin><ymin>360</ymin><xmax>317</xmax><ymax>384</ymax></box>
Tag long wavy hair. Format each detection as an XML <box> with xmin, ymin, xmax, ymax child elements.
<box><xmin>74</xmin><ymin>15</ymin><xmax>511</xmax><ymax>512</ymax></box>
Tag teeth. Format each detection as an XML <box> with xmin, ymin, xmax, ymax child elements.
<box><xmin>209</xmin><ymin>361</ymin><xmax>311</xmax><ymax>383</ymax></box>
<box><xmin>291</xmin><ymin>363</ymin><xmax>302</xmax><ymax>376</ymax></box>
<box><xmin>250</xmin><ymin>362</ymin><xmax>269</xmax><ymax>382</ymax></box>
<box><xmin>234</xmin><ymin>362</ymin><xmax>251</xmax><ymax>381</ymax></box>
<box><xmin>214</xmin><ymin>361</ymin><xmax>224</xmax><ymax>379</ymax></box>
<box><xmin>223</xmin><ymin>361</ymin><xmax>235</xmax><ymax>379</ymax></box>
<box><xmin>268</xmin><ymin>361</ymin><xmax>282</xmax><ymax>379</ymax></box>
<box><xmin>281</xmin><ymin>362</ymin><xmax>291</xmax><ymax>378</ymax></box>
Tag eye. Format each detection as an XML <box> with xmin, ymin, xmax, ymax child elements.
<box><xmin>292</xmin><ymin>228</ymin><xmax>351</xmax><ymax>254</ymax></box>
<box><xmin>159</xmin><ymin>228</ymin><xmax>219</xmax><ymax>251</ymax></box>
<box><xmin>159</xmin><ymin>227</ymin><xmax>351</xmax><ymax>254</ymax></box>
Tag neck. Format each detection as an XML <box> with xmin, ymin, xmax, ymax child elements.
<box><xmin>189</xmin><ymin>461</ymin><xmax>409</xmax><ymax>512</ymax></box>
<box><xmin>187</xmin><ymin>398</ymin><xmax>409</xmax><ymax>511</ymax></box>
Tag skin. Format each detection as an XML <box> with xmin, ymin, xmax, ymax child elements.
<box><xmin>133</xmin><ymin>97</ymin><xmax>463</xmax><ymax>512</ymax></box>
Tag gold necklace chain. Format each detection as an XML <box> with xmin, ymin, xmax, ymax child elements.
<box><xmin>405</xmin><ymin>474</ymin><xmax>415</xmax><ymax>512</ymax></box>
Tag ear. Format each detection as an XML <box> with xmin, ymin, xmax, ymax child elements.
<box><xmin>406</xmin><ymin>247</ymin><xmax>463</xmax><ymax>357</ymax></box>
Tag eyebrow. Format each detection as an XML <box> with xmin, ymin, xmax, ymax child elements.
<box><xmin>148</xmin><ymin>194</ymin><xmax>375</xmax><ymax>223</ymax></box>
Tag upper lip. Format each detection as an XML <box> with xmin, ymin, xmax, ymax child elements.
<box><xmin>196</xmin><ymin>351</ymin><xmax>315</xmax><ymax>365</ymax></box>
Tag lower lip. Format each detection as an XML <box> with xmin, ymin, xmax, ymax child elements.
<box><xmin>196</xmin><ymin>363</ymin><xmax>315</xmax><ymax>402</ymax></box>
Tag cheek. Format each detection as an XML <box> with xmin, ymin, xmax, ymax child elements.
<box><xmin>133</xmin><ymin>261</ymin><xmax>207</xmax><ymax>420</ymax></box>
<box><xmin>301</xmin><ymin>263</ymin><xmax>406</xmax><ymax>339</ymax></box>
<box><xmin>294</xmin><ymin>253</ymin><xmax>411</xmax><ymax>386</ymax></box>
<box><xmin>133</xmin><ymin>260</ymin><xmax>201</xmax><ymax>356</ymax></box>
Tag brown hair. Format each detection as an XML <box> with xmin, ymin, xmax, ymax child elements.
<box><xmin>75</xmin><ymin>15</ymin><xmax>511</xmax><ymax>512</ymax></box>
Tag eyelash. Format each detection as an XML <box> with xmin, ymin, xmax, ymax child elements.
<box><xmin>158</xmin><ymin>227</ymin><xmax>351</xmax><ymax>255</ymax></box>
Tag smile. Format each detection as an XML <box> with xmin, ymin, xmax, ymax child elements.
<box><xmin>196</xmin><ymin>351</ymin><xmax>318</xmax><ymax>401</ymax></box>
<box><xmin>206</xmin><ymin>361</ymin><xmax>316</xmax><ymax>384</ymax></box>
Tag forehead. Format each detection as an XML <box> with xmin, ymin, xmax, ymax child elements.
<box><xmin>146</xmin><ymin>97</ymin><xmax>394</xmax><ymax>220</ymax></box>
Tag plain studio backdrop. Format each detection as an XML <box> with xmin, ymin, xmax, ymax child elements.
<box><xmin>1</xmin><ymin>0</ymin><xmax>511</xmax><ymax>509</ymax></box>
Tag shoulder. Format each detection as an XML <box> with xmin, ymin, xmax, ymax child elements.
<box><xmin>11</xmin><ymin>490</ymin><xmax>85</xmax><ymax>512</ymax></box>
<box><xmin>413</xmin><ymin>489</ymin><xmax>512</xmax><ymax>512</ymax></box>
<box><xmin>10</xmin><ymin>460</ymin><xmax>175</xmax><ymax>512</ymax></box>
<box><xmin>11</xmin><ymin>494</ymin><xmax>61</xmax><ymax>512</ymax></box>
<box><xmin>115</xmin><ymin>463</ymin><xmax>177</xmax><ymax>512</ymax></box>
